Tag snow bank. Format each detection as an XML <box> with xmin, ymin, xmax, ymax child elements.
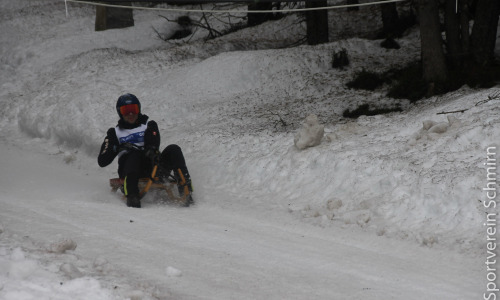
<box><xmin>199</xmin><ymin>87</ymin><xmax>498</xmax><ymax>252</ymax></box>
<box><xmin>0</xmin><ymin>231</ymin><xmax>121</xmax><ymax>300</ymax></box>
<box><xmin>0</xmin><ymin>225</ymin><xmax>167</xmax><ymax>300</ymax></box>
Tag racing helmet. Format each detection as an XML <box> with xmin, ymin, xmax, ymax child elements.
<box><xmin>116</xmin><ymin>93</ymin><xmax>141</xmax><ymax>118</ymax></box>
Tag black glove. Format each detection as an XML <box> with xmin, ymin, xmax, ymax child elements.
<box><xmin>119</xmin><ymin>143</ymin><xmax>141</xmax><ymax>152</ymax></box>
<box><xmin>145</xmin><ymin>146</ymin><xmax>160</xmax><ymax>164</ymax></box>
<box><xmin>104</xmin><ymin>128</ymin><xmax>120</xmax><ymax>153</ymax></box>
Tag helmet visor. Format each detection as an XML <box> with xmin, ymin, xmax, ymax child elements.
<box><xmin>120</xmin><ymin>104</ymin><xmax>139</xmax><ymax>116</ymax></box>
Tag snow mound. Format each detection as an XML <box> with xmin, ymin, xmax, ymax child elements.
<box><xmin>60</xmin><ymin>263</ymin><xmax>83</xmax><ymax>279</ymax></box>
<box><xmin>0</xmin><ymin>245</ymin><xmax>120</xmax><ymax>300</ymax></box>
<box><xmin>294</xmin><ymin>114</ymin><xmax>325</xmax><ymax>150</ymax></box>
<box><xmin>409</xmin><ymin>115</ymin><xmax>462</xmax><ymax>145</ymax></box>
<box><xmin>48</xmin><ymin>238</ymin><xmax>77</xmax><ymax>254</ymax></box>
<box><xmin>0</xmin><ymin>226</ymin><xmax>167</xmax><ymax>300</ymax></box>
<box><xmin>165</xmin><ymin>266</ymin><xmax>182</xmax><ymax>277</ymax></box>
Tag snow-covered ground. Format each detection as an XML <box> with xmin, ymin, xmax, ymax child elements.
<box><xmin>0</xmin><ymin>0</ymin><xmax>498</xmax><ymax>299</ymax></box>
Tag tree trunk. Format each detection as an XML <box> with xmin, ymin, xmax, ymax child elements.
<box><xmin>380</xmin><ymin>2</ymin><xmax>399</xmax><ymax>38</ymax></box>
<box><xmin>444</xmin><ymin>0</ymin><xmax>463</xmax><ymax>67</ymax></box>
<box><xmin>247</xmin><ymin>2</ymin><xmax>273</xmax><ymax>27</ymax></box>
<box><xmin>95</xmin><ymin>2</ymin><xmax>134</xmax><ymax>32</ymax></box>
<box><xmin>470</xmin><ymin>0</ymin><xmax>500</xmax><ymax>66</ymax></box>
<box><xmin>418</xmin><ymin>0</ymin><xmax>448</xmax><ymax>83</ymax></box>
<box><xmin>306</xmin><ymin>1</ymin><xmax>329</xmax><ymax>45</ymax></box>
<box><xmin>347</xmin><ymin>0</ymin><xmax>359</xmax><ymax>11</ymax></box>
<box><xmin>459</xmin><ymin>0</ymin><xmax>470</xmax><ymax>56</ymax></box>
<box><xmin>95</xmin><ymin>6</ymin><xmax>107</xmax><ymax>31</ymax></box>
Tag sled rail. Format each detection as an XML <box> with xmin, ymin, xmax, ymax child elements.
<box><xmin>109</xmin><ymin>168</ymin><xmax>192</xmax><ymax>206</ymax></box>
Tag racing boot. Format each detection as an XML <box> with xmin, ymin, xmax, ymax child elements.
<box><xmin>126</xmin><ymin>193</ymin><xmax>141</xmax><ymax>208</ymax></box>
<box><xmin>174</xmin><ymin>169</ymin><xmax>193</xmax><ymax>206</ymax></box>
<box><xmin>156</xmin><ymin>166</ymin><xmax>173</xmax><ymax>184</ymax></box>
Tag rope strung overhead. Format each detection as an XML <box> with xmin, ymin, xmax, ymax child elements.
<box><xmin>64</xmin><ymin>0</ymin><xmax>408</xmax><ymax>14</ymax></box>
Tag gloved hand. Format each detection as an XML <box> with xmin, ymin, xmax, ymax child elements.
<box><xmin>118</xmin><ymin>142</ymin><xmax>141</xmax><ymax>153</ymax></box>
<box><xmin>105</xmin><ymin>128</ymin><xmax>120</xmax><ymax>153</ymax></box>
<box><xmin>145</xmin><ymin>146</ymin><xmax>160</xmax><ymax>164</ymax></box>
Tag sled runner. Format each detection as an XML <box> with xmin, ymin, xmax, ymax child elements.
<box><xmin>109</xmin><ymin>143</ymin><xmax>193</xmax><ymax>207</ymax></box>
<box><xmin>110</xmin><ymin>169</ymin><xmax>193</xmax><ymax>207</ymax></box>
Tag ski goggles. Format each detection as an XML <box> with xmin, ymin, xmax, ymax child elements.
<box><xmin>120</xmin><ymin>104</ymin><xmax>139</xmax><ymax>115</ymax></box>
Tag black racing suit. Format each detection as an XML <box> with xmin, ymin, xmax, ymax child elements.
<box><xmin>98</xmin><ymin>114</ymin><xmax>191</xmax><ymax>198</ymax></box>
<box><xmin>98</xmin><ymin>114</ymin><xmax>160</xmax><ymax>197</ymax></box>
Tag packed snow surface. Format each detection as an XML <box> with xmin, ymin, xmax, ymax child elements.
<box><xmin>0</xmin><ymin>0</ymin><xmax>498</xmax><ymax>299</ymax></box>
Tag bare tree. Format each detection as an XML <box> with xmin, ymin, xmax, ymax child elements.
<box><xmin>470</xmin><ymin>0</ymin><xmax>500</xmax><ymax>66</ymax></box>
<box><xmin>417</xmin><ymin>0</ymin><xmax>448</xmax><ymax>83</ymax></box>
<box><xmin>305</xmin><ymin>1</ymin><xmax>329</xmax><ymax>45</ymax></box>
<box><xmin>443</xmin><ymin>0</ymin><xmax>499</xmax><ymax>68</ymax></box>
<box><xmin>380</xmin><ymin>2</ymin><xmax>399</xmax><ymax>38</ymax></box>
<box><xmin>444</xmin><ymin>0</ymin><xmax>463</xmax><ymax>67</ymax></box>
<box><xmin>95</xmin><ymin>2</ymin><xmax>134</xmax><ymax>31</ymax></box>
<box><xmin>247</xmin><ymin>1</ymin><xmax>274</xmax><ymax>27</ymax></box>
<box><xmin>347</xmin><ymin>0</ymin><xmax>359</xmax><ymax>11</ymax></box>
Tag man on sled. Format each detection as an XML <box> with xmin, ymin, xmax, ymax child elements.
<box><xmin>98</xmin><ymin>93</ymin><xmax>193</xmax><ymax>208</ymax></box>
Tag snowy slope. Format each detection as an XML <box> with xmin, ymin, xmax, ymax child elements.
<box><xmin>0</xmin><ymin>0</ymin><xmax>497</xmax><ymax>299</ymax></box>
<box><xmin>0</xmin><ymin>144</ymin><xmax>483</xmax><ymax>299</ymax></box>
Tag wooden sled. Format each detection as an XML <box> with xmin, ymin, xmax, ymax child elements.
<box><xmin>110</xmin><ymin>166</ymin><xmax>193</xmax><ymax>207</ymax></box>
